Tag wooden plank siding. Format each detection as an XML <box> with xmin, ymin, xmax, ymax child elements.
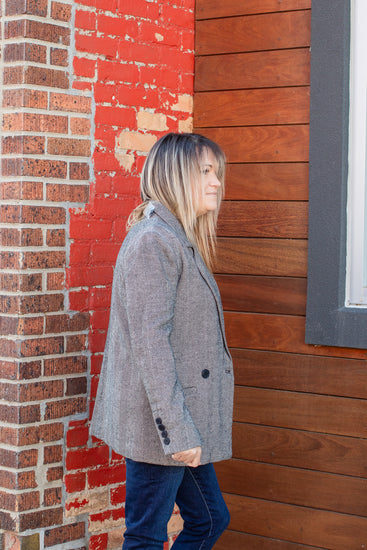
<box><xmin>194</xmin><ymin>1</ymin><xmax>367</xmax><ymax>548</ymax></box>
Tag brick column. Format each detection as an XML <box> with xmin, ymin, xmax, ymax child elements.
<box><xmin>0</xmin><ymin>0</ymin><xmax>195</xmax><ymax>548</ymax></box>
<box><xmin>0</xmin><ymin>0</ymin><xmax>91</xmax><ymax>547</ymax></box>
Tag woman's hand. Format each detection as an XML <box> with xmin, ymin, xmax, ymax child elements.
<box><xmin>172</xmin><ymin>446</ymin><xmax>202</xmax><ymax>467</ymax></box>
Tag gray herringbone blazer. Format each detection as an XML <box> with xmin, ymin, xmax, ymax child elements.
<box><xmin>90</xmin><ymin>201</ymin><xmax>234</xmax><ymax>465</ymax></box>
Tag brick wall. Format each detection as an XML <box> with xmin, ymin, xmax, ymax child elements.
<box><xmin>0</xmin><ymin>0</ymin><xmax>194</xmax><ymax>548</ymax></box>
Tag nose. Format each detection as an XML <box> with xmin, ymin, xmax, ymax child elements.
<box><xmin>210</xmin><ymin>174</ymin><xmax>221</xmax><ymax>188</ymax></box>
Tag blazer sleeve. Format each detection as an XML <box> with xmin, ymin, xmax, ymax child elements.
<box><xmin>122</xmin><ymin>228</ymin><xmax>202</xmax><ymax>455</ymax></box>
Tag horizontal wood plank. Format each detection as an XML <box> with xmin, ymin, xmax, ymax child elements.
<box><xmin>233</xmin><ymin>386</ymin><xmax>367</xmax><ymax>438</ymax></box>
<box><xmin>215</xmin><ymin>531</ymin><xmax>323</xmax><ymax>550</ymax></box>
<box><xmin>224</xmin><ymin>163</ymin><xmax>309</xmax><ymax>201</ymax></box>
<box><xmin>196</xmin><ymin>0</ymin><xmax>311</xmax><ymax>20</ymax></box>
<box><xmin>200</xmin><ymin>126</ymin><xmax>309</xmax><ymax>163</ymax></box>
<box><xmin>194</xmin><ymin>87</ymin><xmax>310</xmax><ymax>127</ymax></box>
<box><xmin>232</xmin><ymin>423</ymin><xmax>367</xmax><ymax>478</ymax></box>
<box><xmin>216</xmin><ymin>459</ymin><xmax>367</xmax><ymax>517</ymax></box>
<box><xmin>230</xmin><ymin>349</ymin><xmax>367</xmax><ymax>398</ymax></box>
<box><xmin>195</xmin><ymin>49</ymin><xmax>310</xmax><ymax>91</ymax></box>
<box><xmin>215</xmin><ymin>238</ymin><xmax>308</xmax><ymax>277</ymax></box>
<box><xmin>217</xmin><ymin>201</ymin><xmax>308</xmax><ymax>238</ymax></box>
<box><xmin>224</xmin><ymin>493</ymin><xmax>367</xmax><ymax>549</ymax></box>
<box><xmin>225</xmin><ymin>312</ymin><xmax>367</xmax><ymax>359</ymax></box>
<box><xmin>196</xmin><ymin>11</ymin><xmax>311</xmax><ymax>55</ymax></box>
<box><xmin>217</xmin><ymin>275</ymin><xmax>307</xmax><ymax>315</ymax></box>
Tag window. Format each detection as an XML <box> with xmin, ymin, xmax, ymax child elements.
<box><xmin>305</xmin><ymin>0</ymin><xmax>367</xmax><ymax>348</ymax></box>
<box><xmin>346</xmin><ymin>0</ymin><xmax>367</xmax><ymax>306</ymax></box>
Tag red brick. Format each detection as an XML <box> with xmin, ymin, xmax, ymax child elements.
<box><xmin>66</xmin><ymin>334</ymin><xmax>87</xmax><ymax>353</ymax></box>
<box><xmin>5</xmin><ymin>0</ymin><xmax>48</xmax><ymax>16</ymax></box>
<box><xmin>71</xmin><ymin>117</ymin><xmax>91</xmax><ymax>135</ymax></box>
<box><xmin>44</xmin><ymin>487</ymin><xmax>62</xmax><ymax>506</ymax></box>
<box><xmin>90</xmin><ymin>310</ymin><xmax>109</xmax><ymax>330</ymax></box>
<box><xmin>66</xmin><ymin>425</ymin><xmax>89</xmax><ymax>448</ymax></box>
<box><xmin>24</xmin><ymin>65</ymin><xmax>69</xmax><ymax>88</ymax></box>
<box><xmin>67</xmin><ymin>266</ymin><xmax>114</xmax><ymax>288</ymax></box>
<box><xmin>22</xmin><ymin>250</ymin><xmax>65</xmax><ymax>269</ymax></box>
<box><xmin>66</xmin><ymin>376</ymin><xmax>87</xmax><ymax>396</ymax></box>
<box><xmin>19</xmin><ymin>507</ymin><xmax>63</xmax><ymax>531</ymax></box>
<box><xmin>19</xmin><ymin>294</ymin><xmax>64</xmax><ymax>314</ymax></box>
<box><xmin>46</xmin><ymin>228</ymin><xmax>65</xmax><ymax>247</ymax></box>
<box><xmin>44</xmin><ymin>521</ymin><xmax>86</xmax><ymax>547</ymax></box>
<box><xmin>0</xmin><ymin>360</ymin><xmax>42</xmax><ymax>381</ymax></box>
<box><xmin>87</xmin><ymin>463</ymin><xmax>125</xmax><ymax>489</ymax></box>
<box><xmin>90</xmin><ymin>242</ymin><xmax>120</xmax><ymax>264</ymax></box>
<box><xmin>75</xmin><ymin>32</ymin><xmax>116</xmax><ymax>60</ymax></box>
<box><xmin>0</xmin><ymin>181</ymin><xmax>43</xmax><ymax>201</ymax></box>
<box><xmin>111</xmin><ymin>484</ymin><xmax>126</xmax><ymax>505</ymax></box>
<box><xmin>89</xmin><ymin>532</ymin><xmax>108</xmax><ymax>550</ymax></box>
<box><xmin>73</xmin><ymin>56</ymin><xmax>96</xmax><ymax>78</ymax></box>
<box><xmin>64</xmin><ymin>471</ymin><xmax>86</xmax><ymax>493</ymax></box>
<box><xmin>90</xmin><ymin>355</ymin><xmax>103</xmax><ymax>375</ymax></box>
<box><xmin>97</xmin><ymin>59</ymin><xmax>139</xmax><ymax>84</ymax></box>
<box><xmin>0</xmin><ymin>250</ymin><xmax>21</xmax><ymax>269</ymax></box>
<box><xmin>45</xmin><ymin>312</ymin><xmax>89</xmax><ymax>333</ymax></box>
<box><xmin>3</xmin><ymin>89</ymin><xmax>48</xmax><ymax>109</ymax></box>
<box><xmin>0</xmin><ymin>403</ymin><xmax>40</xmax><ymax>424</ymax></box>
<box><xmin>50</xmin><ymin>92</ymin><xmax>92</xmax><ymax>113</ymax></box>
<box><xmin>21</xmin><ymin>205</ymin><xmax>66</xmax><ymax>224</ymax></box>
<box><xmin>47</xmin><ymin>272</ymin><xmax>65</xmax><ymax>291</ymax></box>
<box><xmin>20</xmin><ymin>336</ymin><xmax>64</xmax><ymax>357</ymax></box>
<box><xmin>45</xmin><ymin>397</ymin><xmax>87</xmax><ymax>420</ymax></box>
<box><xmin>50</xmin><ymin>47</ymin><xmax>68</xmax><ymax>66</ymax></box>
<box><xmin>98</xmin><ymin>14</ymin><xmax>138</xmax><ymax>38</ymax></box>
<box><xmin>3</xmin><ymin>65</ymin><xmax>24</xmax><ymax>85</ymax></box>
<box><xmin>51</xmin><ymin>1</ymin><xmax>72</xmax><ymax>22</ymax></box>
<box><xmin>46</xmin><ymin>182</ymin><xmax>89</xmax><ymax>204</ymax></box>
<box><xmin>117</xmin><ymin>0</ymin><xmax>159</xmax><ymax>19</ymax></box>
<box><xmin>69</xmin><ymin>290</ymin><xmax>89</xmax><ymax>311</ymax></box>
<box><xmin>0</xmin><ymin>227</ymin><xmax>43</xmax><ymax>247</ymax></box>
<box><xmin>44</xmin><ymin>444</ymin><xmax>63</xmax><ymax>464</ymax></box>
<box><xmin>66</xmin><ymin>444</ymin><xmax>109</xmax><ymax>471</ymax></box>
<box><xmin>0</xmin><ymin>448</ymin><xmax>37</xmax><ymax>469</ymax></box>
<box><xmin>44</xmin><ymin>355</ymin><xmax>87</xmax><ymax>376</ymax></box>
<box><xmin>70</xmin><ymin>162</ymin><xmax>90</xmax><ymax>180</ymax></box>
<box><xmin>48</xmin><ymin>137</ymin><xmax>90</xmax><ymax>157</ymax></box>
<box><xmin>4</xmin><ymin>42</ymin><xmax>47</xmax><ymax>63</ymax></box>
<box><xmin>47</xmin><ymin>466</ymin><xmax>63</xmax><ymax>482</ymax></box>
<box><xmin>75</xmin><ymin>9</ymin><xmax>96</xmax><ymax>31</ymax></box>
<box><xmin>95</xmin><ymin>105</ymin><xmax>136</xmax><ymax>127</ymax></box>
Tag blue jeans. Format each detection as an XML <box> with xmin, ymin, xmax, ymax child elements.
<box><xmin>122</xmin><ymin>459</ymin><xmax>230</xmax><ymax>549</ymax></box>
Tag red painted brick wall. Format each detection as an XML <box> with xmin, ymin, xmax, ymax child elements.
<box><xmin>0</xmin><ymin>0</ymin><xmax>194</xmax><ymax>548</ymax></box>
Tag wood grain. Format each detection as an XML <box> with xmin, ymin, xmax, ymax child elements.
<box><xmin>215</xmin><ymin>531</ymin><xmax>324</xmax><ymax>550</ymax></box>
<box><xmin>200</xmin><ymin>126</ymin><xmax>309</xmax><ymax>163</ymax></box>
<box><xmin>215</xmin><ymin>238</ymin><xmax>308</xmax><ymax>277</ymax></box>
<box><xmin>196</xmin><ymin>11</ymin><xmax>311</xmax><ymax>55</ymax></box>
<box><xmin>217</xmin><ymin>275</ymin><xmax>307</xmax><ymax>315</ymax></box>
<box><xmin>224</xmin><ymin>493</ymin><xmax>367</xmax><ymax>550</ymax></box>
<box><xmin>225</xmin><ymin>312</ymin><xmax>367</xmax><ymax>359</ymax></box>
<box><xmin>195</xmin><ymin>49</ymin><xmax>310</xmax><ymax>91</ymax></box>
<box><xmin>194</xmin><ymin>87</ymin><xmax>310</xmax><ymax>127</ymax></box>
<box><xmin>224</xmin><ymin>163</ymin><xmax>309</xmax><ymax>201</ymax></box>
<box><xmin>232</xmin><ymin>422</ymin><xmax>367</xmax><ymax>478</ymax></box>
<box><xmin>217</xmin><ymin>201</ymin><xmax>308</xmax><ymax>238</ymax></box>
<box><xmin>230</xmin><ymin>348</ymin><xmax>367</xmax><ymax>398</ymax></box>
<box><xmin>234</xmin><ymin>386</ymin><xmax>367</xmax><ymax>438</ymax></box>
<box><xmin>216</xmin><ymin>459</ymin><xmax>367</xmax><ymax>517</ymax></box>
<box><xmin>196</xmin><ymin>0</ymin><xmax>311</xmax><ymax>20</ymax></box>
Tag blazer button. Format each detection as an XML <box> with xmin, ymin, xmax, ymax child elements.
<box><xmin>201</xmin><ymin>369</ymin><xmax>210</xmax><ymax>379</ymax></box>
<box><xmin>155</xmin><ymin>417</ymin><xmax>162</xmax><ymax>425</ymax></box>
<box><xmin>163</xmin><ymin>437</ymin><xmax>170</xmax><ymax>445</ymax></box>
<box><xmin>158</xmin><ymin>424</ymin><xmax>166</xmax><ymax>431</ymax></box>
<box><xmin>161</xmin><ymin>430</ymin><xmax>168</xmax><ymax>438</ymax></box>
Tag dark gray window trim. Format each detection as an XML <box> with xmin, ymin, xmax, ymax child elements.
<box><xmin>306</xmin><ymin>0</ymin><xmax>367</xmax><ymax>349</ymax></box>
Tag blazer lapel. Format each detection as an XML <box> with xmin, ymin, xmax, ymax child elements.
<box><xmin>150</xmin><ymin>201</ymin><xmax>231</xmax><ymax>356</ymax></box>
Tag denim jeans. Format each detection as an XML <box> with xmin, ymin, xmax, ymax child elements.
<box><xmin>122</xmin><ymin>459</ymin><xmax>230</xmax><ymax>549</ymax></box>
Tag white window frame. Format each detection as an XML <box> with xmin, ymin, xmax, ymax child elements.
<box><xmin>346</xmin><ymin>0</ymin><xmax>367</xmax><ymax>306</ymax></box>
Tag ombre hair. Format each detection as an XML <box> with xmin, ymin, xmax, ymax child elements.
<box><xmin>127</xmin><ymin>133</ymin><xmax>226</xmax><ymax>270</ymax></box>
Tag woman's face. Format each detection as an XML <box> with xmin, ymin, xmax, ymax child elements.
<box><xmin>194</xmin><ymin>148</ymin><xmax>221</xmax><ymax>217</ymax></box>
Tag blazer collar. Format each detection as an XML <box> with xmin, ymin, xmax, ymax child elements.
<box><xmin>146</xmin><ymin>201</ymin><xmax>193</xmax><ymax>249</ymax></box>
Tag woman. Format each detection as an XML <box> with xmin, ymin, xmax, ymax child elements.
<box><xmin>90</xmin><ymin>133</ymin><xmax>234</xmax><ymax>549</ymax></box>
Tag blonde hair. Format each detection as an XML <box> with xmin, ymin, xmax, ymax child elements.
<box><xmin>127</xmin><ymin>133</ymin><xmax>226</xmax><ymax>270</ymax></box>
